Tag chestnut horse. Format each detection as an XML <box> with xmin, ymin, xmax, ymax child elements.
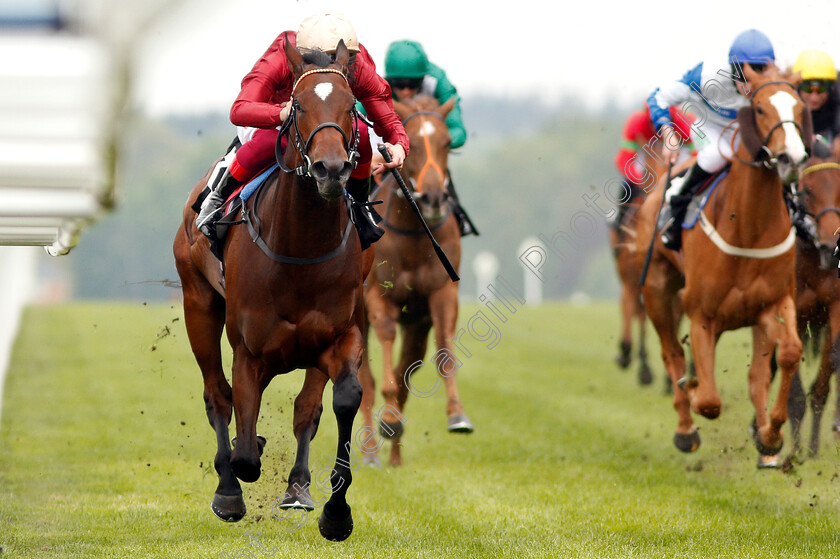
<box><xmin>173</xmin><ymin>40</ymin><xmax>373</xmax><ymax>540</ymax></box>
<box><xmin>609</xmin><ymin>138</ymin><xmax>681</xmax><ymax>389</ymax></box>
<box><xmin>357</xmin><ymin>95</ymin><xmax>470</xmax><ymax>466</ymax></box>
<box><xmin>786</xmin><ymin>151</ymin><xmax>840</xmax><ymax>455</ymax></box>
<box><xmin>610</xmin><ymin>182</ymin><xmax>655</xmax><ymax>386</ymax></box>
<box><xmin>637</xmin><ymin>66</ymin><xmax>809</xmax><ymax>461</ymax></box>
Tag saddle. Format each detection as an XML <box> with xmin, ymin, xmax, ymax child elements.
<box><xmin>682</xmin><ymin>169</ymin><xmax>729</xmax><ymax>230</ymax></box>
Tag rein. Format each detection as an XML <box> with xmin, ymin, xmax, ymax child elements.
<box><xmin>242</xmin><ymin>176</ymin><xmax>354</xmax><ymax>265</ymax></box>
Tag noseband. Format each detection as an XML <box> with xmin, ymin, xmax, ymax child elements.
<box><xmin>275</xmin><ymin>68</ymin><xmax>362</xmax><ymax>177</ymax></box>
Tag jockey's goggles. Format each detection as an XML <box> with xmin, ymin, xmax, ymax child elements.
<box><xmin>387</xmin><ymin>77</ymin><xmax>423</xmax><ymax>90</ymax></box>
<box><xmin>799</xmin><ymin>80</ymin><xmax>831</xmax><ymax>94</ymax></box>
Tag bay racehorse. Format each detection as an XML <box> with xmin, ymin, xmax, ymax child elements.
<box><xmin>785</xmin><ymin>149</ymin><xmax>840</xmax><ymax>455</ymax></box>
<box><xmin>357</xmin><ymin>94</ymin><xmax>471</xmax><ymax>466</ymax></box>
<box><xmin>173</xmin><ymin>40</ymin><xmax>373</xmax><ymax>540</ymax></box>
<box><xmin>636</xmin><ymin>65</ymin><xmax>809</xmax><ymax>462</ymax></box>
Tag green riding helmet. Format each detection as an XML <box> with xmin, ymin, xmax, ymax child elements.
<box><xmin>385</xmin><ymin>40</ymin><xmax>429</xmax><ymax>79</ymax></box>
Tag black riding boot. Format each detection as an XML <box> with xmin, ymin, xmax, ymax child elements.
<box><xmin>346</xmin><ymin>176</ymin><xmax>384</xmax><ymax>250</ymax></box>
<box><xmin>658</xmin><ymin>163</ymin><xmax>712</xmax><ymax>251</ymax></box>
<box><xmin>446</xmin><ymin>170</ymin><xmax>478</xmax><ymax>236</ymax></box>
<box><xmin>196</xmin><ymin>171</ymin><xmax>241</xmax><ymax>239</ymax></box>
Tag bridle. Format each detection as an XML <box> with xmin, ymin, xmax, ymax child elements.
<box><xmin>734</xmin><ymin>80</ymin><xmax>808</xmax><ymax>170</ymax></box>
<box><xmin>401</xmin><ymin>110</ymin><xmax>449</xmax><ymax>194</ymax></box>
<box><xmin>798</xmin><ymin>161</ymin><xmax>840</xmax><ymax>267</ymax></box>
<box><xmin>380</xmin><ymin>109</ymin><xmax>453</xmax><ymax>235</ymax></box>
<box><xmin>274</xmin><ymin>68</ymin><xmax>363</xmax><ymax>178</ymax></box>
<box><xmin>242</xmin><ymin>67</ymin><xmax>360</xmax><ymax>265</ymax></box>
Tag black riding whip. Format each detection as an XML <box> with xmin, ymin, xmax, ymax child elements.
<box><xmin>638</xmin><ymin>160</ymin><xmax>674</xmax><ymax>287</ymax></box>
<box><xmin>377</xmin><ymin>144</ymin><xmax>460</xmax><ymax>282</ymax></box>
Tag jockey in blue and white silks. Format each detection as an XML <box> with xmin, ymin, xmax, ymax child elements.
<box><xmin>648</xmin><ymin>29</ymin><xmax>776</xmax><ymax>251</ymax></box>
<box><xmin>648</xmin><ymin>60</ymin><xmax>748</xmax><ymax>175</ymax></box>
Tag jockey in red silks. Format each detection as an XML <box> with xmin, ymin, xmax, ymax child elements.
<box><xmin>196</xmin><ymin>13</ymin><xmax>410</xmax><ymax>240</ymax></box>
<box><xmin>610</xmin><ymin>104</ymin><xmax>694</xmax><ymax>230</ymax></box>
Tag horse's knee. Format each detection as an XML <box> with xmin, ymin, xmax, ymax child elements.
<box><xmin>333</xmin><ymin>374</ymin><xmax>363</xmax><ymax>418</ymax></box>
<box><xmin>777</xmin><ymin>340</ymin><xmax>803</xmax><ymax>370</ymax></box>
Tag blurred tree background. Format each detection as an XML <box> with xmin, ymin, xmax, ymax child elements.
<box><xmin>64</xmin><ymin>95</ymin><xmax>633</xmax><ymax>302</ymax></box>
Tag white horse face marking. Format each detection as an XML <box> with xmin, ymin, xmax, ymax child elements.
<box><xmin>419</xmin><ymin>120</ymin><xmax>437</xmax><ymax>137</ymax></box>
<box><xmin>314</xmin><ymin>82</ymin><xmax>333</xmax><ymax>102</ymax></box>
<box><xmin>768</xmin><ymin>90</ymin><xmax>807</xmax><ymax>165</ymax></box>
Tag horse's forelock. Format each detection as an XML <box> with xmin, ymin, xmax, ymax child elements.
<box><xmin>297</xmin><ymin>49</ymin><xmax>356</xmax><ymax>85</ymax></box>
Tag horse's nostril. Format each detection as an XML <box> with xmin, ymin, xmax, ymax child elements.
<box><xmin>777</xmin><ymin>153</ymin><xmax>791</xmax><ymax>166</ymax></box>
<box><xmin>310</xmin><ymin>160</ymin><xmax>328</xmax><ymax>180</ymax></box>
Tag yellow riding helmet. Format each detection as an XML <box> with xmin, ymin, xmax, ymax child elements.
<box><xmin>792</xmin><ymin>49</ymin><xmax>837</xmax><ymax>81</ymax></box>
<box><xmin>297</xmin><ymin>13</ymin><xmax>360</xmax><ymax>54</ymax></box>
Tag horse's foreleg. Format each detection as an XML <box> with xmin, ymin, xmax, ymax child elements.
<box><xmin>428</xmin><ymin>284</ymin><xmax>470</xmax><ymax>427</ymax></box>
<box><xmin>230</xmin><ymin>347</ymin><xmax>266</xmax><ymax>484</ymax></box>
<box><xmin>388</xmin><ymin>315</ymin><xmax>432</xmax><ymax>466</ymax></box>
<box><xmin>176</xmin><ymin>251</ymin><xmax>244</xmax><ymax>521</ymax></box>
<box><xmin>643</xmin><ymin>274</ymin><xmax>696</xmax><ymax>451</ymax></box>
<box><xmin>278</xmin><ymin>368</ymin><xmax>328</xmax><ymax>511</ymax></box>
<box><xmin>748</xmin><ymin>323</ymin><xmax>779</xmax><ymax>456</ymax></box>
<box><xmin>635</xmin><ymin>292</ymin><xmax>653</xmax><ymax>386</ymax></box>
<box><xmin>812</xmin><ymin>317</ymin><xmax>840</xmax><ymax>452</ymax></box>
<box><xmin>686</xmin><ymin>316</ymin><xmax>721</xmax><ymax>419</ymax></box>
<box><xmin>365</xmin><ymin>290</ymin><xmax>401</xmax><ymax>437</ymax></box>
<box><xmin>316</xmin><ymin>328</ymin><xmax>364</xmax><ymax>542</ymax></box>
<box><xmin>755</xmin><ymin>299</ymin><xmax>802</xmax><ymax>456</ymax></box>
<box><xmin>356</xmin><ymin>317</ymin><xmax>380</xmax><ymax>466</ymax></box>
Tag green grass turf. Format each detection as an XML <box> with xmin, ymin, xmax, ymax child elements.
<box><xmin>0</xmin><ymin>301</ymin><xmax>839</xmax><ymax>558</ymax></box>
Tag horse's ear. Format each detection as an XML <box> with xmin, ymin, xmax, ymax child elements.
<box><xmin>743</xmin><ymin>63</ymin><xmax>762</xmax><ymax>88</ymax></box>
<box><xmin>284</xmin><ymin>33</ymin><xmax>305</xmax><ymax>77</ymax></box>
<box><xmin>334</xmin><ymin>39</ymin><xmax>349</xmax><ymax>73</ymax></box>
<box><xmin>437</xmin><ymin>97</ymin><xmax>457</xmax><ymax>118</ymax></box>
<box><xmin>737</xmin><ymin>106</ymin><xmax>764</xmax><ymax>159</ymax></box>
<box><xmin>392</xmin><ymin>100</ymin><xmax>411</xmax><ymax>121</ymax></box>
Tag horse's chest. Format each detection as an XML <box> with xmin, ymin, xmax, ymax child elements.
<box><xmin>235</xmin><ymin>299</ymin><xmax>356</xmax><ymax>369</ymax></box>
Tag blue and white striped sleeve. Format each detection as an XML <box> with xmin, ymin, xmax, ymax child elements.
<box><xmin>647</xmin><ymin>62</ymin><xmax>702</xmax><ymax>132</ymax></box>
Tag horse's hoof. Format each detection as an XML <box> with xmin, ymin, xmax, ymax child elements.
<box><xmin>231</xmin><ymin>435</ymin><xmax>267</xmax><ymax>457</ymax></box>
<box><xmin>753</xmin><ymin>429</ymin><xmax>784</xmax><ymax>457</ymax></box>
<box><xmin>751</xmin><ymin>421</ymin><xmax>783</xmax><ymax>456</ymax></box>
<box><xmin>638</xmin><ymin>364</ymin><xmax>653</xmax><ymax>386</ymax></box>
<box><xmin>318</xmin><ymin>505</ymin><xmax>353</xmax><ymax>541</ymax></box>
<box><xmin>673</xmin><ymin>428</ymin><xmax>701</xmax><ymax>453</ymax></box>
<box><xmin>616</xmin><ymin>342</ymin><xmax>632</xmax><ymax>369</ymax></box>
<box><xmin>362</xmin><ymin>452</ymin><xmax>382</xmax><ymax>468</ymax></box>
<box><xmin>278</xmin><ymin>487</ymin><xmax>315</xmax><ymax>511</ymax></box>
<box><xmin>756</xmin><ymin>454</ymin><xmax>782</xmax><ymax>469</ymax></box>
<box><xmin>211</xmin><ymin>493</ymin><xmax>246</xmax><ymax>522</ymax></box>
<box><xmin>448</xmin><ymin>414</ymin><xmax>474</xmax><ymax>433</ymax></box>
<box><xmin>379</xmin><ymin>421</ymin><xmax>404</xmax><ymax>440</ymax></box>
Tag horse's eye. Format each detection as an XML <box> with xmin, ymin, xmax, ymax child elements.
<box><xmin>756</xmin><ymin>107</ymin><xmax>764</xmax><ymax>116</ymax></box>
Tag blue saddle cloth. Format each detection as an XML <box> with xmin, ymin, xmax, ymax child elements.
<box><xmin>682</xmin><ymin>170</ymin><xmax>729</xmax><ymax>229</ymax></box>
<box><xmin>240</xmin><ymin>164</ymin><xmax>280</xmax><ymax>202</ymax></box>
